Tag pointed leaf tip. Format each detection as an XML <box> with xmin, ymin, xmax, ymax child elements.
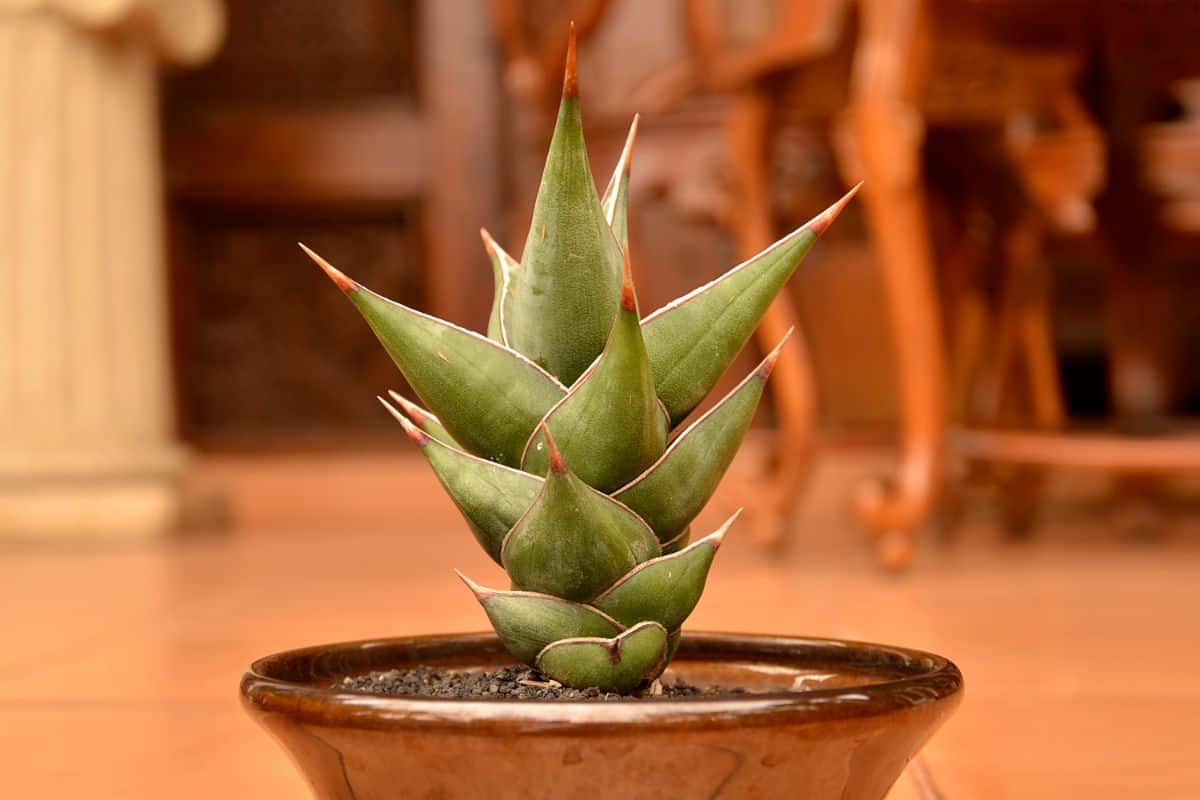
<box><xmin>757</xmin><ymin>328</ymin><xmax>795</xmax><ymax>379</ymax></box>
<box><xmin>593</xmin><ymin>527</ymin><xmax>723</xmax><ymax>631</ymax></box>
<box><xmin>620</xmin><ymin>114</ymin><xmax>639</xmax><ymax>176</ymax></box>
<box><xmin>386</xmin><ymin>390</ymin><xmax>430</xmax><ymax>426</ymax></box>
<box><xmin>808</xmin><ymin>182</ymin><xmax>862</xmax><ymax>237</ymax></box>
<box><xmin>563</xmin><ymin>22</ymin><xmax>579</xmax><ymax>98</ymax></box>
<box><xmin>707</xmin><ymin>508</ymin><xmax>743</xmax><ymax>548</ymax></box>
<box><xmin>377</xmin><ymin>396</ymin><xmax>429</xmax><ymax>446</ymax></box>
<box><xmin>541</xmin><ymin>426</ymin><xmax>568</xmax><ymax>475</ymax></box>
<box><xmin>480</xmin><ymin>228</ymin><xmax>496</xmax><ymax>255</ymax></box>
<box><xmin>386</xmin><ymin>390</ymin><xmax>461</xmax><ymax>449</ymax></box>
<box><xmin>300</xmin><ymin>243</ymin><xmax>359</xmax><ymax>293</ymax></box>
<box><xmin>454</xmin><ymin>569</ymin><xmax>489</xmax><ymax>599</ymax></box>
<box><xmin>602</xmin><ymin>116</ymin><xmax>639</xmax><ymax>250</ymax></box>
<box><xmin>620</xmin><ymin>250</ymin><xmax>638</xmax><ymax>313</ymax></box>
<box><xmin>503</xmin><ymin>433</ymin><xmax>660</xmax><ymax>600</ymax></box>
<box><xmin>592</xmin><ymin>511</ymin><xmax>739</xmax><ymax>631</ymax></box>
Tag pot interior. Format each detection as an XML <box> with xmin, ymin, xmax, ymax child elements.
<box><xmin>250</xmin><ymin>632</ymin><xmax>954</xmax><ymax>701</ymax></box>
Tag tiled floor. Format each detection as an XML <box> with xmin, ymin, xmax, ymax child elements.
<box><xmin>3</xmin><ymin>450</ymin><xmax>1198</xmax><ymax>798</ymax></box>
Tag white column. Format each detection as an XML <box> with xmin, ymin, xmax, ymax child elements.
<box><xmin>0</xmin><ymin>0</ymin><xmax>223</xmax><ymax>540</ymax></box>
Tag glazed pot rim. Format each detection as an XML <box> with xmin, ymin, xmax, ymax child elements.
<box><xmin>241</xmin><ymin>632</ymin><xmax>963</xmax><ymax>733</ymax></box>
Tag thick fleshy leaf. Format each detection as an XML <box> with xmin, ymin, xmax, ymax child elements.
<box><xmin>304</xmin><ymin>245</ymin><xmax>565</xmax><ymax>466</ymax></box>
<box><xmin>481</xmin><ymin>228</ymin><xmax>520</xmax><ymax>345</ymax></box>
<box><xmin>614</xmin><ymin>333</ymin><xmax>788</xmax><ymax>542</ymax></box>
<box><xmin>458</xmin><ymin>573</ymin><xmax>621</xmax><ymax>664</ymax></box>
<box><xmin>502</xmin><ymin>430</ymin><xmax>660</xmax><ymax>602</ymax></box>
<box><xmin>601</xmin><ymin>115</ymin><xmax>638</xmax><ymax>251</ymax></box>
<box><xmin>593</xmin><ymin>513</ymin><xmax>736</xmax><ymax>630</ymax></box>
<box><xmin>535</xmin><ymin>621</ymin><xmax>668</xmax><ymax>692</ymax></box>
<box><xmin>522</xmin><ymin>256</ymin><xmax>668</xmax><ymax>492</ymax></box>
<box><xmin>506</xmin><ymin>30</ymin><xmax>624</xmax><ymax>386</ymax></box>
<box><xmin>642</xmin><ymin>184</ymin><xmax>859</xmax><ymax>424</ymax></box>
<box><xmin>379</xmin><ymin>398</ymin><xmax>540</xmax><ymax>563</ymax></box>
<box><xmin>386</xmin><ymin>391</ymin><xmax>457</xmax><ymax>448</ymax></box>
<box><xmin>663</xmin><ymin>629</ymin><xmax>682</xmax><ymax>671</ymax></box>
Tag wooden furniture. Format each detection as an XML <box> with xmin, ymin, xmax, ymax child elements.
<box><xmin>665</xmin><ymin>0</ymin><xmax>1200</xmax><ymax>566</ymax></box>
<box><xmin>164</xmin><ymin>0</ymin><xmax>502</xmax><ymax>445</ymax></box>
<box><xmin>838</xmin><ymin>0</ymin><xmax>1200</xmax><ymax>564</ymax></box>
<box><xmin>676</xmin><ymin>0</ymin><xmax>854</xmax><ymax>547</ymax></box>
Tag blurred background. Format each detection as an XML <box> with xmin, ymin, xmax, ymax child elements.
<box><xmin>3</xmin><ymin>1</ymin><xmax>1200</xmax><ymax>797</ymax></box>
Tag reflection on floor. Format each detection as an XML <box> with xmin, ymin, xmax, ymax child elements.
<box><xmin>2</xmin><ymin>449</ymin><xmax>1197</xmax><ymax>799</ymax></box>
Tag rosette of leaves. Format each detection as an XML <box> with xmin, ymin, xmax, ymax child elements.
<box><xmin>305</xmin><ymin>30</ymin><xmax>858</xmax><ymax>694</ymax></box>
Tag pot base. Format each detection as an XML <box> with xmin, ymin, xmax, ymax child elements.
<box><xmin>242</xmin><ymin>632</ymin><xmax>962</xmax><ymax>800</ymax></box>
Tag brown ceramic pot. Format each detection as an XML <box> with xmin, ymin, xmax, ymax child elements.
<box><xmin>241</xmin><ymin>632</ymin><xmax>962</xmax><ymax>799</ymax></box>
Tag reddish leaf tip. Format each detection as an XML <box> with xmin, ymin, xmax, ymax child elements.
<box><xmin>480</xmin><ymin>228</ymin><xmax>497</xmax><ymax>255</ymax></box>
<box><xmin>619</xmin><ymin>249</ymin><xmax>638</xmax><ymax>312</ymax></box>
<box><xmin>300</xmin><ymin>243</ymin><xmax>359</xmax><ymax>293</ymax></box>
<box><xmin>563</xmin><ymin>23</ymin><xmax>579</xmax><ymax>98</ymax></box>
<box><xmin>756</xmin><ymin>327</ymin><xmax>795</xmax><ymax>379</ymax></box>
<box><xmin>541</xmin><ymin>426</ymin><xmax>568</xmax><ymax>475</ymax></box>
<box><xmin>377</xmin><ymin>396</ymin><xmax>430</xmax><ymax>446</ymax></box>
<box><xmin>387</xmin><ymin>390</ymin><xmax>433</xmax><ymax>426</ymax></box>
<box><xmin>807</xmin><ymin>182</ymin><xmax>862</xmax><ymax>237</ymax></box>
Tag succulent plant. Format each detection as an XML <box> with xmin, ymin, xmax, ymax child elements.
<box><xmin>304</xmin><ymin>30</ymin><xmax>857</xmax><ymax>694</ymax></box>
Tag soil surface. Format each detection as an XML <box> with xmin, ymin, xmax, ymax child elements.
<box><xmin>336</xmin><ymin>665</ymin><xmax>743</xmax><ymax>701</ymax></box>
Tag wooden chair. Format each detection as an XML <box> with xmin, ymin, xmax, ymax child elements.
<box><xmin>676</xmin><ymin>0</ymin><xmax>852</xmax><ymax>547</ymax></box>
<box><xmin>832</xmin><ymin>0</ymin><xmax>1180</xmax><ymax>563</ymax></box>
<box><xmin>843</xmin><ymin>0</ymin><xmax>1200</xmax><ymax>562</ymax></box>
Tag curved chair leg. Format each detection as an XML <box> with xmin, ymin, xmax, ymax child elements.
<box><xmin>725</xmin><ymin>90</ymin><xmax>819</xmax><ymax>548</ymax></box>
<box><xmin>852</xmin><ymin>167</ymin><xmax>946</xmax><ymax>567</ymax></box>
<box><xmin>839</xmin><ymin>0</ymin><xmax>945</xmax><ymax>568</ymax></box>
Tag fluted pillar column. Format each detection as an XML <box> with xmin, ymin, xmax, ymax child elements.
<box><xmin>0</xmin><ymin>0</ymin><xmax>223</xmax><ymax>539</ymax></box>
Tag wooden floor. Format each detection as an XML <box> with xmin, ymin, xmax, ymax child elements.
<box><xmin>2</xmin><ymin>449</ymin><xmax>1198</xmax><ymax>798</ymax></box>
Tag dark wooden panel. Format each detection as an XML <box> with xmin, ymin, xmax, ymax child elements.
<box><xmin>172</xmin><ymin>211</ymin><xmax>423</xmax><ymax>446</ymax></box>
<box><xmin>165</xmin><ymin>0</ymin><xmax>417</xmax><ymax>105</ymax></box>
<box><xmin>163</xmin><ymin>2</ymin><xmax>502</xmax><ymax>447</ymax></box>
<box><xmin>166</xmin><ymin>105</ymin><xmax>426</xmax><ymax>208</ymax></box>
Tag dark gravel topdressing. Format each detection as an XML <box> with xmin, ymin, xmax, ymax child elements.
<box><xmin>336</xmin><ymin>665</ymin><xmax>744</xmax><ymax>701</ymax></box>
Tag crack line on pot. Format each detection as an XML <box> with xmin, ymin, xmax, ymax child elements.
<box><xmin>307</xmin><ymin>730</ymin><xmax>360</xmax><ymax>800</ymax></box>
<box><xmin>705</xmin><ymin>744</ymin><xmax>745</xmax><ymax>799</ymax></box>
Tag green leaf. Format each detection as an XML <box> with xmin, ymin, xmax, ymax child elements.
<box><xmin>601</xmin><ymin>115</ymin><xmax>638</xmax><ymax>251</ymax></box>
<box><xmin>642</xmin><ymin>185</ymin><xmax>859</xmax><ymax>425</ymax></box>
<box><xmin>535</xmin><ymin>621</ymin><xmax>668</xmax><ymax>692</ymax></box>
<box><xmin>304</xmin><ymin>245</ymin><xmax>565</xmax><ymax>467</ymax></box>
<box><xmin>502</xmin><ymin>430</ymin><xmax>660</xmax><ymax>602</ymax></box>
<box><xmin>592</xmin><ymin>512</ymin><xmax>736</xmax><ymax>630</ymax></box>
<box><xmin>379</xmin><ymin>398</ymin><xmax>540</xmax><ymax>564</ymax></box>
<box><xmin>522</xmin><ymin>256</ymin><xmax>668</xmax><ymax>493</ymax></box>
<box><xmin>505</xmin><ymin>36</ymin><xmax>624</xmax><ymax>386</ymax></box>
<box><xmin>385</xmin><ymin>391</ymin><xmax>458</xmax><ymax>448</ymax></box>
<box><xmin>458</xmin><ymin>573</ymin><xmax>621</xmax><ymax>664</ymax></box>
<box><xmin>661</xmin><ymin>528</ymin><xmax>690</xmax><ymax>554</ymax></box>
<box><xmin>614</xmin><ymin>333</ymin><xmax>788</xmax><ymax>542</ymax></box>
<box><xmin>664</xmin><ymin>628</ymin><xmax>682</xmax><ymax>666</ymax></box>
<box><xmin>481</xmin><ymin>228</ymin><xmax>520</xmax><ymax>345</ymax></box>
